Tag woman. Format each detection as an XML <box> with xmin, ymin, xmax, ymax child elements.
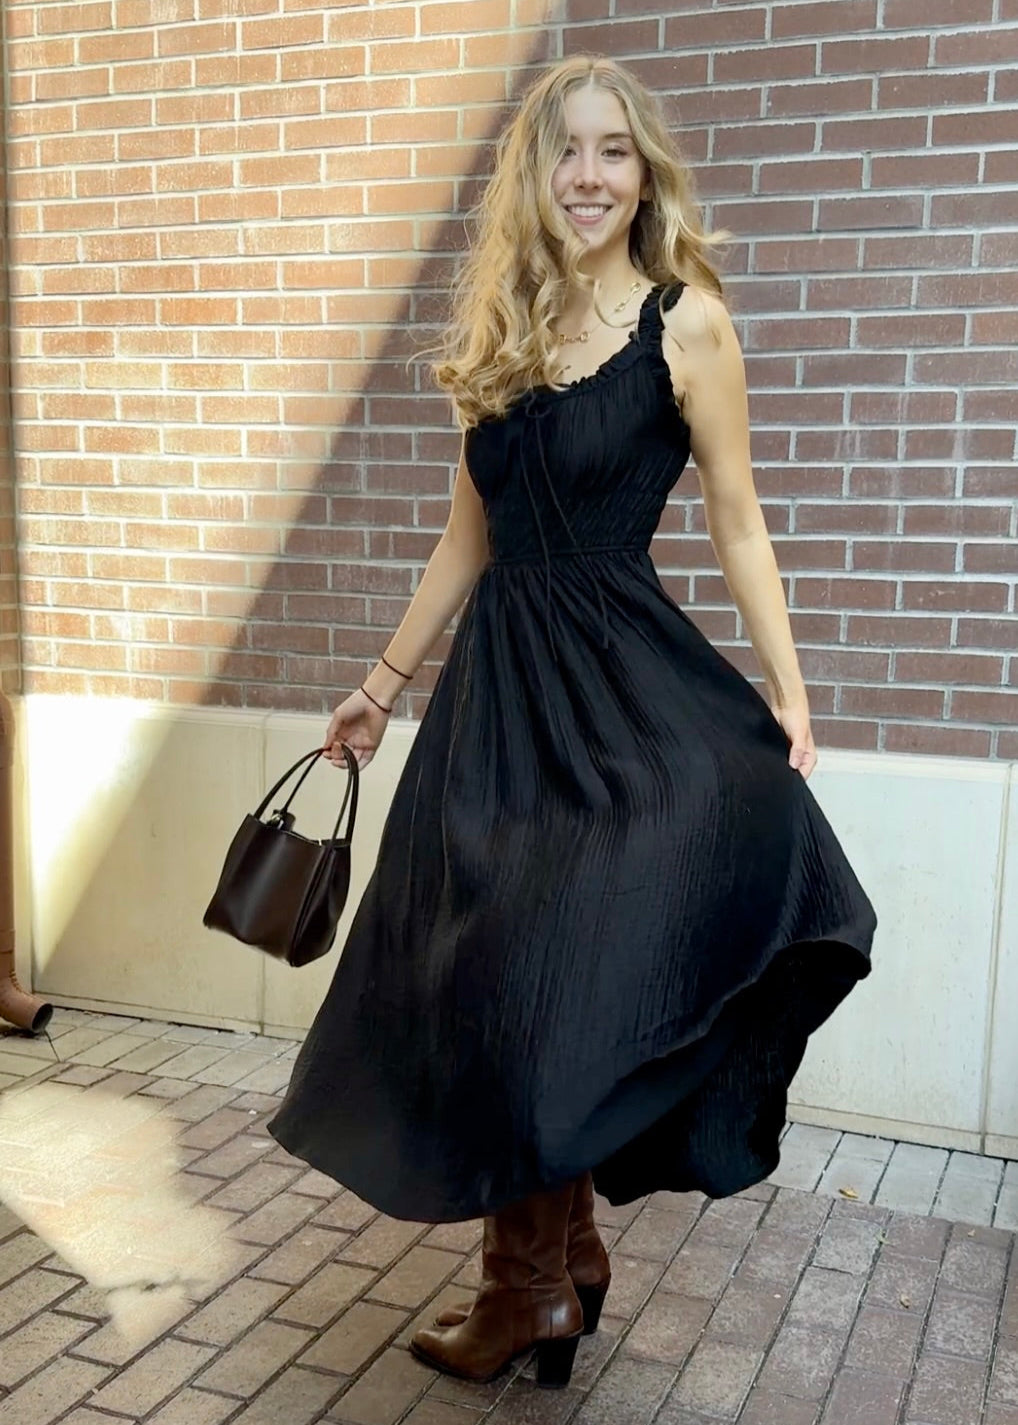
<box><xmin>269</xmin><ymin>56</ymin><xmax>876</xmax><ymax>1390</ymax></box>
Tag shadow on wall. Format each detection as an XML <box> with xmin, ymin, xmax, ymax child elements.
<box><xmin>8</xmin><ymin>14</ymin><xmax>564</xmax><ymax>1025</ymax></box>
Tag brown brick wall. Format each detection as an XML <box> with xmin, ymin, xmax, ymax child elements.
<box><xmin>1</xmin><ymin>0</ymin><xmax>1016</xmax><ymax>756</ymax></box>
<box><xmin>0</xmin><ymin>75</ymin><xmax>19</xmax><ymax>697</ymax></box>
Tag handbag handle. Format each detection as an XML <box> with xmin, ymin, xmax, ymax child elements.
<box><xmin>254</xmin><ymin>744</ymin><xmax>359</xmax><ymax>846</ymax></box>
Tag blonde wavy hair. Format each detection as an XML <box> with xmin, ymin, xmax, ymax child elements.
<box><xmin>422</xmin><ymin>55</ymin><xmax>730</xmax><ymax>430</ymax></box>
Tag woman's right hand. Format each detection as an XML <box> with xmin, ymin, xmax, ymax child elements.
<box><xmin>323</xmin><ymin>688</ymin><xmax>391</xmax><ymax>771</ymax></box>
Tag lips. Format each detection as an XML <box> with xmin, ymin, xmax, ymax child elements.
<box><xmin>565</xmin><ymin>205</ymin><xmax>611</xmax><ymax>225</ymax></box>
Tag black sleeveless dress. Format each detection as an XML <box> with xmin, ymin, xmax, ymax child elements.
<box><xmin>269</xmin><ymin>282</ymin><xmax>876</xmax><ymax>1222</ymax></box>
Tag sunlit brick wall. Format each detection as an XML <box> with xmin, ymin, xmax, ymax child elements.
<box><xmin>2</xmin><ymin>0</ymin><xmax>1016</xmax><ymax>756</ymax></box>
<box><xmin>0</xmin><ymin>81</ymin><xmax>18</xmax><ymax>698</ymax></box>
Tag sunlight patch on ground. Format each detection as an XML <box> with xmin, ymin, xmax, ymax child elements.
<box><xmin>0</xmin><ymin>1081</ymin><xmax>238</xmax><ymax>1345</ymax></box>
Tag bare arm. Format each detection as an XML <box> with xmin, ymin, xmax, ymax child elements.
<box><xmin>662</xmin><ymin>288</ymin><xmax>815</xmax><ymax>774</ymax></box>
<box><xmin>361</xmin><ymin>435</ymin><xmax>490</xmax><ymax>710</ymax></box>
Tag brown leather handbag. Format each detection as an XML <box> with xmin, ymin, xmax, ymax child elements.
<box><xmin>203</xmin><ymin>744</ymin><xmax>359</xmax><ymax>967</ymax></box>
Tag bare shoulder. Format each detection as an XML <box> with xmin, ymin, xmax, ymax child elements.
<box><xmin>660</xmin><ymin>285</ymin><xmax>741</xmax><ymax>412</ymax></box>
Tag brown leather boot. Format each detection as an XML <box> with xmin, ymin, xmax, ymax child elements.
<box><xmin>434</xmin><ymin>1172</ymin><xmax>611</xmax><ymax>1337</ymax></box>
<box><xmin>410</xmin><ymin>1182</ymin><xmax>583</xmax><ymax>1386</ymax></box>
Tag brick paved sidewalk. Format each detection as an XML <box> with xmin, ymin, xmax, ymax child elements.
<box><xmin>0</xmin><ymin>1008</ymin><xmax>1013</xmax><ymax>1425</ymax></box>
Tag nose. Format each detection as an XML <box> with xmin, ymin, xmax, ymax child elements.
<box><xmin>576</xmin><ymin>151</ymin><xmax>604</xmax><ymax>189</ymax></box>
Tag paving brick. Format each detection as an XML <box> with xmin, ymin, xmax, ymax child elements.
<box><xmin>602</xmin><ymin>1252</ymin><xmax>665</xmax><ymax>1317</ymax></box>
<box><xmin>736</xmin><ymin>1390</ymin><xmax>819</xmax><ymax>1425</ymax></box>
<box><xmin>144</xmin><ymin>1386</ymin><xmax>240</xmax><ymax>1424</ymax></box>
<box><xmin>925</xmin><ymin>1285</ymin><xmax>998</xmax><ymax>1360</ymax></box>
<box><xmin>158</xmin><ymin>1083</ymin><xmax>241</xmax><ymax>1122</ymax></box>
<box><xmin>291</xmin><ymin>1166</ymin><xmax>343</xmax><ymax>1198</ymax></box>
<box><xmin>769</xmin><ymin>1148</ymin><xmax>830</xmax><ymax>1192</ymax></box>
<box><xmin>233</xmin><ymin>1189</ymin><xmax>320</xmax><ymax>1246</ymax></box>
<box><xmin>694</xmin><ymin>1196</ymin><xmax>767</xmax><ymax>1249</ymax></box>
<box><xmin>990</xmin><ymin>1340</ymin><xmax>1018</xmax><ymax>1407</ymax></box>
<box><xmin>571</xmin><ymin>1354</ymin><xmax>676</xmax><ymax>1424</ymax></box>
<box><xmin>51</xmin><ymin>1066</ymin><xmax>113</xmax><ymax>1087</ymax></box>
<box><xmin>192</xmin><ymin>1050</ymin><xmax>279</xmax><ymax>1087</ymax></box>
<box><xmin>68</xmin><ymin>1031</ymin><xmax>155</xmax><ymax>1067</ymax></box>
<box><xmin>614</xmin><ymin>1205</ymin><xmax>698</xmax><ymax>1261</ymax></box>
<box><xmin>316</xmin><ymin>1191</ymin><xmax>379</xmax><ymax>1233</ymax></box>
<box><xmin>53</xmin><ymin>1411</ymin><xmax>121</xmax><ymax>1425</ymax></box>
<box><xmin>250</xmin><ymin>1225</ymin><xmax>344</xmax><ymax>1286</ymax></box>
<box><xmin>622</xmin><ymin>1289</ymin><xmax>712</xmax><ymax>1364</ymax></box>
<box><xmin>224</xmin><ymin>1092</ymin><xmax>279</xmax><ymax>1117</ymax></box>
<box><xmin>178</xmin><ymin>1276</ymin><xmax>290</xmax><ymax>1346</ymax></box>
<box><xmin>707</xmin><ymin>1278</ymin><xmax>787</xmax><ymax>1349</ymax></box>
<box><xmin>756</xmin><ymin>1323</ymin><xmax>845</xmax><ymax>1401</ymax></box>
<box><xmin>939</xmin><ymin>1233</ymin><xmax>1008</xmax><ymax>1296</ymax></box>
<box><xmin>987</xmin><ymin>1405</ymin><xmax>1018</xmax><ymax>1425</ymax></box>
<box><xmin>226</xmin><ymin>1363</ymin><xmax>343</xmax><ymax>1423</ymax></box>
<box><xmin>843</xmin><ymin>1304</ymin><xmax>921</xmax><ymax>1377</ymax></box>
<box><xmin>151</xmin><ymin>1044</ymin><xmax>234</xmax><ymax>1079</ymax></box>
<box><xmin>821</xmin><ymin>1367</ymin><xmax>904</xmax><ymax>1423</ymax></box>
<box><xmin>592</xmin><ymin>1193</ymin><xmax>644</xmax><ymax>1229</ymax></box>
<box><xmin>400</xmin><ymin>1400</ymin><xmax>485</xmax><ymax>1425</ymax></box>
<box><xmin>660</xmin><ymin>1237</ymin><xmax>740</xmax><ymax>1300</ymax></box>
<box><xmin>206</xmin><ymin>1161</ymin><xmax>302</xmax><ymax>1213</ymax></box>
<box><xmin>300</xmin><ymin>1301</ymin><xmax>407</xmax><ymax>1375</ymax></box>
<box><xmin>196</xmin><ymin>1319</ymin><xmax>314</xmax><ymax>1396</ymax></box>
<box><xmin>484</xmin><ymin>1376</ymin><xmax>583</xmax><ymax>1423</ymax></box>
<box><xmin>423</xmin><ymin>1220</ymin><xmax>483</xmax><ymax>1253</ymax></box>
<box><xmin>428</xmin><ymin>1360</ymin><xmax>520</xmax><ymax>1410</ymax></box>
<box><xmin>233</xmin><ymin>1059</ymin><xmax>295</xmax><ymax>1094</ymax></box>
<box><xmin>906</xmin><ymin>1352</ymin><xmax>986</xmax><ymax>1422</ymax></box>
<box><xmin>0</xmin><ymin>1266</ymin><xmax>74</xmax><ymax>1330</ymax></box>
<box><xmin>369</xmin><ymin>1246</ymin><xmax>461</xmax><ymax>1309</ymax></box>
<box><xmin>138</xmin><ymin>1077</ymin><xmax>196</xmax><ymax>1100</ymax></box>
<box><xmin>764</xmin><ymin>1189</ymin><xmax>832</xmax><ymax>1238</ymax></box>
<box><xmin>0</xmin><ymin>1231</ymin><xmax>51</xmax><ymax>1287</ymax></box>
<box><xmin>193</xmin><ymin>1133</ymin><xmax>276</xmax><ymax>1179</ymax></box>
<box><xmin>864</xmin><ymin>1248</ymin><xmax>940</xmax><ymax>1314</ymax></box>
<box><xmin>934</xmin><ymin>1171</ymin><xmax>1001</xmax><ymax>1226</ymax></box>
<box><xmin>88</xmin><ymin>1336</ymin><xmax>217</xmax><ymax>1414</ymax></box>
<box><xmin>69</xmin><ymin>1295</ymin><xmax>193</xmax><ymax>1366</ymax></box>
<box><xmin>0</xmin><ymin>1204</ymin><xmax>26</xmax><ymax>1241</ymax></box>
<box><xmin>276</xmin><ymin>1261</ymin><xmax>378</xmax><ymax>1329</ymax></box>
<box><xmin>0</xmin><ymin>1356</ymin><xmax>110</xmax><ymax>1424</ymax></box>
<box><xmin>786</xmin><ymin>1267</ymin><xmax>865</xmax><ymax>1331</ymax></box>
<box><xmin>340</xmin><ymin>1216</ymin><xmax>426</xmax><ymax>1269</ymax></box>
<box><xmin>738</xmin><ymin>1227</ymin><xmax>813</xmax><ymax>1286</ymax></box>
<box><xmin>813</xmin><ymin>1213</ymin><xmax>884</xmax><ymax>1276</ymax></box>
<box><xmin>666</xmin><ymin>1336</ymin><xmax>761</xmax><ymax>1417</ymax></box>
<box><xmin>995</xmin><ymin>1185</ymin><xmax>1018</xmax><ymax>1233</ymax></box>
<box><xmin>178</xmin><ymin>1107</ymin><xmax>259</xmax><ymax>1152</ymax></box>
<box><xmin>874</xmin><ymin>1170</ymin><xmax>942</xmax><ymax>1215</ymax></box>
<box><xmin>330</xmin><ymin>1346</ymin><xmax>434</xmax><ymax>1424</ymax></box>
<box><xmin>0</xmin><ymin>1311</ymin><xmax>93</xmax><ymax>1387</ymax></box>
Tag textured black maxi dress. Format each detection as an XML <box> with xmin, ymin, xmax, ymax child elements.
<box><xmin>269</xmin><ymin>282</ymin><xmax>877</xmax><ymax>1222</ymax></box>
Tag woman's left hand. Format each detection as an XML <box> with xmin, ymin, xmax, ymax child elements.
<box><xmin>770</xmin><ymin>700</ymin><xmax>817</xmax><ymax>780</ymax></box>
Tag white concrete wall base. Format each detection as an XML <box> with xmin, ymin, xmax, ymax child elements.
<box><xmin>16</xmin><ymin>694</ymin><xmax>1018</xmax><ymax>1156</ymax></box>
<box><xmin>788</xmin><ymin>1104</ymin><xmax>981</xmax><ymax>1157</ymax></box>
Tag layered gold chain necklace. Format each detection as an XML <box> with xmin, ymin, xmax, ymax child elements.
<box><xmin>554</xmin><ymin>278</ymin><xmax>643</xmax><ymax>346</ymax></box>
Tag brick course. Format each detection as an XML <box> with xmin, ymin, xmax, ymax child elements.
<box><xmin>0</xmin><ymin>1</ymin><xmax>1015</xmax><ymax>754</ymax></box>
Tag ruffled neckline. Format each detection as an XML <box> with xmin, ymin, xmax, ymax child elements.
<box><xmin>527</xmin><ymin>283</ymin><xmax>666</xmax><ymax>404</ymax></box>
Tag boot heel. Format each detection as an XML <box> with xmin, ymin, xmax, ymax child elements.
<box><xmin>575</xmin><ymin>1282</ymin><xmax>609</xmax><ymax>1335</ymax></box>
<box><xmin>535</xmin><ymin>1332</ymin><xmax>581</xmax><ymax>1389</ymax></box>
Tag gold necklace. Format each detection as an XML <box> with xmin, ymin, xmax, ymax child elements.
<box><xmin>555</xmin><ymin>279</ymin><xmax>643</xmax><ymax>345</ymax></box>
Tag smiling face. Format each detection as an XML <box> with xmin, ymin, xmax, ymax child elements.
<box><xmin>551</xmin><ymin>84</ymin><xmax>649</xmax><ymax>257</ymax></box>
